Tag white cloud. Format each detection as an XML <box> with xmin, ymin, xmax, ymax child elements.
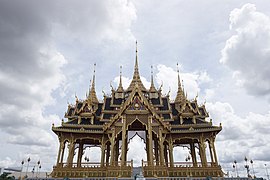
<box><xmin>156</xmin><ymin>64</ymin><xmax>212</xmax><ymax>100</ymax></box>
<box><xmin>221</xmin><ymin>3</ymin><xmax>270</xmax><ymax>97</ymax></box>
<box><xmin>0</xmin><ymin>157</ymin><xmax>16</xmax><ymax>168</ymax></box>
<box><xmin>53</xmin><ymin>0</ymin><xmax>136</xmax><ymax>45</ymax></box>
<box><xmin>206</xmin><ymin>101</ymin><xmax>270</xmax><ymax>177</ymax></box>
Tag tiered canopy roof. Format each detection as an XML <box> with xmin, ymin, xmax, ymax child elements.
<box><xmin>53</xmin><ymin>44</ymin><xmax>221</xmax><ymax>134</ymax></box>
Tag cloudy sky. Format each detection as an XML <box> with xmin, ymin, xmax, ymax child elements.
<box><xmin>1</xmin><ymin>0</ymin><xmax>270</xmax><ymax>178</ymax></box>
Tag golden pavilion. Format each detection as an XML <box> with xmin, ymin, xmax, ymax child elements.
<box><xmin>51</xmin><ymin>44</ymin><xmax>223</xmax><ymax>178</ymax></box>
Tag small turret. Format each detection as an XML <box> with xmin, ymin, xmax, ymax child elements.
<box><xmin>88</xmin><ymin>63</ymin><xmax>99</xmax><ymax>104</ymax></box>
<box><xmin>149</xmin><ymin>65</ymin><xmax>158</xmax><ymax>98</ymax></box>
<box><xmin>174</xmin><ymin>63</ymin><xmax>186</xmax><ymax>104</ymax></box>
<box><xmin>115</xmin><ymin>66</ymin><xmax>124</xmax><ymax>98</ymax></box>
<box><xmin>116</xmin><ymin>66</ymin><xmax>124</xmax><ymax>92</ymax></box>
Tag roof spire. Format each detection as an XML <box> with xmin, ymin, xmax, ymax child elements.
<box><xmin>116</xmin><ymin>65</ymin><xmax>124</xmax><ymax>92</ymax></box>
<box><xmin>127</xmin><ymin>41</ymin><xmax>147</xmax><ymax>91</ymax></box>
<box><xmin>149</xmin><ymin>65</ymin><xmax>157</xmax><ymax>92</ymax></box>
<box><xmin>134</xmin><ymin>41</ymin><xmax>139</xmax><ymax>80</ymax></box>
<box><xmin>88</xmin><ymin>63</ymin><xmax>99</xmax><ymax>104</ymax></box>
<box><xmin>175</xmin><ymin>63</ymin><xmax>185</xmax><ymax>104</ymax></box>
<box><xmin>177</xmin><ymin>63</ymin><xmax>181</xmax><ymax>90</ymax></box>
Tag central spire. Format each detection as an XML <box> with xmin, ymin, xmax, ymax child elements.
<box><xmin>127</xmin><ymin>41</ymin><xmax>147</xmax><ymax>92</ymax></box>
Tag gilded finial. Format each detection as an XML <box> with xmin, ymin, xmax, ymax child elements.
<box><xmin>120</xmin><ymin>65</ymin><xmax>122</xmax><ymax>76</ymax></box>
<box><xmin>149</xmin><ymin>65</ymin><xmax>157</xmax><ymax>92</ymax></box>
<box><xmin>91</xmin><ymin>63</ymin><xmax>96</xmax><ymax>90</ymax></box>
<box><xmin>195</xmin><ymin>92</ymin><xmax>198</xmax><ymax>100</ymax></box>
<box><xmin>166</xmin><ymin>87</ymin><xmax>171</xmax><ymax>96</ymax></box>
<box><xmin>175</xmin><ymin>62</ymin><xmax>186</xmax><ymax>104</ymax></box>
<box><xmin>159</xmin><ymin>80</ymin><xmax>163</xmax><ymax>91</ymax></box>
<box><xmin>75</xmin><ymin>92</ymin><xmax>78</xmax><ymax>101</ymax></box>
<box><xmin>87</xmin><ymin>63</ymin><xmax>99</xmax><ymax>104</ymax></box>
<box><xmin>116</xmin><ymin>65</ymin><xmax>124</xmax><ymax>92</ymax></box>
<box><xmin>136</xmin><ymin>40</ymin><xmax>138</xmax><ymax>53</ymax></box>
<box><xmin>110</xmin><ymin>81</ymin><xmax>114</xmax><ymax>91</ymax></box>
<box><xmin>102</xmin><ymin>90</ymin><xmax>106</xmax><ymax>96</ymax></box>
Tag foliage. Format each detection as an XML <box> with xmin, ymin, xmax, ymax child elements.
<box><xmin>0</xmin><ymin>172</ymin><xmax>15</xmax><ymax>180</ymax></box>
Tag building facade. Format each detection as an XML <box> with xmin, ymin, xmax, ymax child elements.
<box><xmin>51</xmin><ymin>46</ymin><xmax>223</xmax><ymax>178</ymax></box>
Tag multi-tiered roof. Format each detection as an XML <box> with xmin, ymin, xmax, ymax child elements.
<box><xmin>53</xmin><ymin>45</ymin><xmax>221</xmax><ymax>135</ymax></box>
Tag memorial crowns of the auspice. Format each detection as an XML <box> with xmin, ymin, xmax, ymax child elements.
<box><xmin>51</xmin><ymin>43</ymin><xmax>223</xmax><ymax>178</ymax></box>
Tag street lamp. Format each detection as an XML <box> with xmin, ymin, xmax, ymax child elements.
<box><xmin>38</xmin><ymin>165</ymin><xmax>41</xmax><ymax>179</ymax></box>
<box><xmin>233</xmin><ymin>160</ymin><xmax>239</xmax><ymax>177</ymax></box>
<box><xmin>265</xmin><ymin>164</ymin><xmax>269</xmax><ymax>180</ymax></box>
<box><xmin>20</xmin><ymin>160</ymin><xmax>24</xmax><ymax>180</ymax></box>
<box><xmin>25</xmin><ymin>157</ymin><xmax>30</xmax><ymax>178</ymax></box>
<box><xmin>31</xmin><ymin>166</ymin><xmax>35</xmax><ymax>178</ymax></box>
<box><xmin>37</xmin><ymin>160</ymin><xmax>40</xmax><ymax>178</ymax></box>
<box><xmin>244</xmin><ymin>156</ymin><xmax>250</xmax><ymax>177</ymax></box>
<box><xmin>250</xmin><ymin>159</ymin><xmax>255</xmax><ymax>178</ymax></box>
<box><xmin>232</xmin><ymin>164</ymin><xmax>235</xmax><ymax>178</ymax></box>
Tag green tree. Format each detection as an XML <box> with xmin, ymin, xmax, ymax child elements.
<box><xmin>0</xmin><ymin>172</ymin><xmax>15</xmax><ymax>180</ymax></box>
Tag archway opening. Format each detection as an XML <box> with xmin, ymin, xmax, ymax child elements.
<box><xmin>127</xmin><ymin>131</ymin><xmax>147</xmax><ymax>167</ymax></box>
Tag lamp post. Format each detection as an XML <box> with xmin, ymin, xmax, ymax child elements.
<box><xmin>232</xmin><ymin>164</ymin><xmax>235</xmax><ymax>178</ymax></box>
<box><xmin>37</xmin><ymin>160</ymin><xmax>40</xmax><ymax>178</ymax></box>
<box><xmin>244</xmin><ymin>156</ymin><xmax>250</xmax><ymax>177</ymax></box>
<box><xmin>233</xmin><ymin>160</ymin><xmax>239</xmax><ymax>177</ymax></box>
<box><xmin>38</xmin><ymin>165</ymin><xmax>41</xmax><ymax>179</ymax></box>
<box><xmin>20</xmin><ymin>160</ymin><xmax>24</xmax><ymax>180</ymax></box>
<box><xmin>31</xmin><ymin>166</ymin><xmax>35</xmax><ymax>178</ymax></box>
<box><xmin>250</xmin><ymin>159</ymin><xmax>255</xmax><ymax>178</ymax></box>
<box><xmin>265</xmin><ymin>164</ymin><xmax>269</xmax><ymax>180</ymax></box>
<box><xmin>25</xmin><ymin>157</ymin><xmax>30</xmax><ymax>178</ymax></box>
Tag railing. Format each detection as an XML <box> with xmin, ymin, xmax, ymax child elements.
<box><xmin>56</xmin><ymin>160</ymin><xmax>133</xmax><ymax>168</ymax></box>
<box><xmin>141</xmin><ymin>161</ymin><xmax>213</xmax><ymax>167</ymax></box>
<box><xmin>173</xmin><ymin>162</ymin><xmax>213</xmax><ymax>167</ymax></box>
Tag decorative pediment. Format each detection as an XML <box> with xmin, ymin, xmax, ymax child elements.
<box><xmin>180</xmin><ymin>101</ymin><xmax>197</xmax><ymax>115</ymax></box>
<box><xmin>103</xmin><ymin>84</ymin><xmax>170</xmax><ymax>131</ymax></box>
<box><xmin>127</xmin><ymin>95</ymin><xmax>146</xmax><ymax>111</ymax></box>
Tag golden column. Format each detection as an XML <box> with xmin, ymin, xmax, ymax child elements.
<box><xmin>121</xmin><ymin>116</ymin><xmax>127</xmax><ymax>166</ymax></box>
<box><xmin>77</xmin><ymin>140</ymin><xmax>83</xmax><ymax>167</ymax></box>
<box><xmin>208</xmin><ymin>141</ymin><xmax>214</xmax><ymax>165</ymax></box>
<box><xmin>159</xmin><ymin>129</ymin><xmax>165</xmax><ymax>166</ymax></box>
<box><xmin>147</xmin><ymin>116</ymin><xmax>153</xmax><ymax>166</ymax></box>
<box><xmin>57</xmin><ymin>139</ymin><xmax>64</xmax><ymax>166</ymax></box>
<box><xmin>211</xmin><ymin>138</ymin><xmax>218</xmax><ymax>165</ymax></box>
<box><xmin>168</xmin><ymin>139</ymin><xmax>174</xmax><ymax>167</ymax></box>
<box><xmin>154</xmin><ymin>139</ymin><xmax>159</xmax><ymax>166</ymax></box>
<box><xmin>109</xmin><ymin>129</ymin><xmax>116</xmax><ymax>165</ymax></box>
<box><xmin>190</xmin><ymin>142</ymin><xmax>198</xmax><ymax>167</ymax></box>
<box><xmin>115</xmin><ymin>139</ymin><xmax>119</xmax><ymax>165</ymax></box>
<box><xmin>101</xmin><ymin>136</ymin><xmax>105</xmax><ymax>167</ymax></box>
<box><xmin>67</xmin><ymin>139</ymin><xmax>75</xmax><ymax>167</ymax></box>
<box><xmin>164</xmin><ymin>143</ymin><xmax>168</xmax><ymax>166</ymax></box>
<box><xmin>106</xmin><ymin>142</ymin><xmax>110</xmax><ymax>166</ymax></box>
<box><xmin>199</xmin><ymin>137</ymin><xmax>207</xmax><ymax>167</ymax></box>
<box><xmin>60</xmin><ymin>141</ymin><xmax>66</xmax><ymax>166</ymax></box>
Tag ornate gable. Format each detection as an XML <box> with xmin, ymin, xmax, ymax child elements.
<box><xmin>103</xmin><ymin>83</ymin><xmax>170</xmax><ymax>131</ymax></box>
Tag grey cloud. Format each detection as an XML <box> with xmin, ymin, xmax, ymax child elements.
<box><xmin>0</xmin><ymin>0</ymin><xmax>137</xmax><ymax>171</ymax></box>
<box><xmin>221</xmin><ymin>3</ymin><xmax>270</xmax><ymax>97</ymax></box>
